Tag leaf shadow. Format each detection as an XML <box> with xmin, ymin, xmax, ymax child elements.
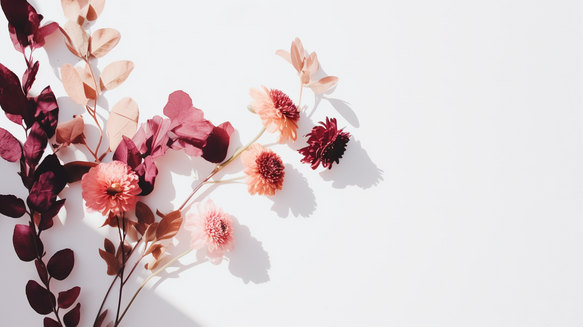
<box><xmin>268</xmin><ymin>164</ymin><xmax>317</xmax><ymax>218</ymax></box>
<box><xmin>320</xmin><ymin>138</ymin><xmax>384</xmax><ymax>189</ymax></box>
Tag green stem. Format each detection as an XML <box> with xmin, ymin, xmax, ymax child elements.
<box><xmin>115</xmin><ymin>249</ymin><xmax>193</xmax><ymax>326</ymax></box>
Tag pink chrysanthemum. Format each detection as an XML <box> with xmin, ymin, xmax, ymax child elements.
<box><xmin>241</xmin><ymin>143</ymin><xmax>285</xmax><ymax>196</ymax></box>
<box><xmin>249</xmin><ymin>86</ymin><xmax>299</xmax><ymax>143</ymax></box>
<box><xmin>298</xmin><ymin>117</ymin><xmax>351</xmax><ymax>170</ymax></box>
<box><xmin>81</xmin><ymin>161</ymin><xmax>141</xmax><ymax>215</ymax></box>
<box><xmin>184</xmin><ymin>200</ymin><xmax>234</xmax><ymax>265</ymax></box>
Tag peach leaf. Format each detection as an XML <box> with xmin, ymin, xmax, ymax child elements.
<box><xmin>106</xmin><ymin>97</ymin><xmax>139</xmax><ymax>152</ymax></box>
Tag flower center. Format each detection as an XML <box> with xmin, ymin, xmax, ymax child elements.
<box><xmin>106</xmin><ymin>183</ymin><xmax>124</xmax><ymax>196</ymax></box>
<box><xmin>256</xmin><ymin>152</ymin><xmax>284</xmax><ymax>184</ymax></box>
<box><xmin>206</xmin><ymin>216</ymin><xmax>230</xmax><ymax>244</ymax></box>
<box><xmin>270</xmin><ymin>89</ymin><xmax>299</xmax><ymax>122</ymax></box>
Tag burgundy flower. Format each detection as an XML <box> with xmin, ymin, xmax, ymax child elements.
<box><xmin>298</xmin><ymin>117</ymin><xmax>350</xmax><ymax>170</ymax></box>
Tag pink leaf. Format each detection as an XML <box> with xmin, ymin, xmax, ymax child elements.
<box><xmin>61</xmin><ymin>64</ymin><xmax>88</xmax><ymax>106</ymax></box>
<box><xmin>89</xmin><ymin>28</ymin><xmax>120</xmax><ymax>58</ymax></box>
<box><xmin>61</xmin><ymin>0</ymin><xmax>83</xmax><ymax>22</ymax></box>
<box><xmin>305</xmin><ymin>51</ymin><xmax>319</xmax><ymax>75</ymax></box>
<box><xmin>61</xmin><ymin>20</ymin><xmax>88</xmax><ymax>58</ymax></box>
<box><xmin>290</xmin><ymin>39</ymin><xmax>303</xmax><ymax>74</ymax></box>
<box><xmin>87</xmin><ymin>0</ymin><xmax>105</xmax><ymax>21</ymax></box>
<box><xmin>275</xmin><ymin>49</ymin><xmax>292</xmax><ymax>64</ymax></box>
<box><xmin>162</xmin><ymin>90</ymin><xmax>193</xmax><ymax>120</ymax></box>
<box><xmin>76</xmin><ymin>63</ymin><xmax>98</xmax><ymax>100</ymax></box>
<box><xmin>307</xmin><ymin>76</ymin><xmax>339</xmax><ymax>94</ymax></box>
<box><xmin>106</xmin><ymin>97</ymin><xmax>139</xmax><ymax>152</ymax></box>
<box><xmin>99</xmin><ymin>60</ymin><xmax>134</xmax><ymax>90</ymax></box>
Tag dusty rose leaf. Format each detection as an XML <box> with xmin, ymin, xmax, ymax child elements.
<box><xmin>61</xmin><ymin>64</ymin><xmax>88</xmax><ymax>106</ymax></box>
<box><xmin>99</xmin><ymin>60</ymin><xmax>134</xmax><ymax>90</ymax></box>
<box><xmin>26</xmin><ymin>280</ymin><xmax>55</xmax><ymax>315</ymax></box>
<box><xmin>275</xmin><ymin>49</ymin><xmax>292</xmax><ymax>64</ymax></box>
<box><xmin>47</xmin><ymin>248</ymin><xmax>74</xmax><ymax>280</ymax></box>
<box><xmin>107</xmin><ymin>97</ymin><xmax>139</xmax><ymax>152</ymax></box>
<box><xmin>23</xmin><ymin>122</ymin><xmax>47</xmax><ymax>168</ymax></box>
<box><xmin>133</xmin><ymin>115</ymin><xmax>172</xmax><ymax>159</ymax></box>
<box><xmin>75</xmin><ymin>64</ymin><xmax>98</xmax><ymax>100</ymax></box>
<box><xmin>163</xmin><ymin>90</ymin><xmax>193</xmax><ymax>120</ymax></box>
<box><xmin>201</xmin><ymin>121</ymin><xmax>234</xmax><ymax>163</ymax></box>
<box><xmin>63</xmin><ymin>302</ymin><xmax>81</xmax><ymax>327</ymax></box>
<box><xmin>44</xmin><ymin>317</ymin><xmax>60</xmax><ymax>327</ymax></box>
<box><xmin>63</xmin><ymin>161</ymin><xmax>97</xmax><ymax>183</ymax></box>
<box><xmin>90</xmin><ymin>28</ymin><xmax>120</xmax><ymax>58</ymax></box>
<box><xmin>62</xmin><ymin>20</ymin><xmax>88</xmax><ymax>58</ymax></box>
<box><xmin>58</xmin><ymin>286</ymin><xmax>81</xmax><ymax>309</ymax></box>
<box><xmin>22</xmin><ymin>60</ymin><xmax>39</xmax><ymax>95</ymax></box>
<box><xmin>156</xmin><ymin>211</ymin><xmax>182</xmax><ymax>241</ymax></box>
<box><xmin>99</xmin><ymin>248</ymin><xmax>120</xmax><ymax>275</ymax></box>
<box><xmin>135</xmin><ymin>201</ymin><xmax>154</xmax><ymax>225</ymax></box>
<box><xmin>290</xmin><ymin>39</ymin><xmax>303</xmax><ymax>74</ymax></box>
<box><xmin>87</xmin><ymin>0</ymin><xmax>105</xmax><ymax>21</ymax></box>
<box><xmin>0</xmin><ymin>194</ymin><xmax>26</xmax><ymax>218</ymax></box>
<box><xmin>305</xmin><ymin>51</ymin><xmax>319</xmax><ymax>76</ymax></box>
<box><xmin>56</xmin><ymin>116</ymin><xmax>85</xmax><ymax>146</ymax></box>
<box><xmin>307</xmin><ymin>76</ymin><xmax>339</xmax><ymax>94</ymax></box>
<box><xmin>0</xmin><ymin>127</ymin><xmax>21</xmax><ymax>162</ymax></box>
<box><xmin>13</xmin><ymin>223</ymin><xmax>42</xmax><ymax>262</ymax></box>
<box><xmin>61</xmin><ymin>0</ymin><xmax>83</xmax><ymax>22</ymax></box>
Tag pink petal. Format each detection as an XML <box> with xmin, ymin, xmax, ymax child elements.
<box><xmin>305</xmin><ymin>52</ymin><xmax>319</xmax><ymax>75</ymax></box>
<box><xmin>275</xmin><ymin>49</ymin><xmax>292</xmax><ymax>65</ymax></box>
<box><xmin>307</xmin><ymin>76</ymin><xmax>339</xmax><ymax>94</ymax></box>
<box><xmin>290</xmin><ymin>40</ymin><xmax>303</xmax><ymax>74</ymax></box>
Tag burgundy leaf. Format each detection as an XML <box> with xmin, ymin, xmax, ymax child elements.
<box><xmin>25</xmin><ymin>280</ymin><xmax>55</xmax><ymax>315</ymax></box>
<box><xmin>47</xmin><ymin>248</ymin><xmax>74</xmax><ymax>280</ymax></box>
<box><xmin>34</xmin><ymin>259</ymin><xmax>48</xmax><ymax>285</ymax></box>
<box><xmin>39</xmin><ymin>199</ymin><xmax>66</xmax><ymax>231</ymax></box>
<box><xmin>22</xmin><ymin>60</ymin><xmax>39</xmax><ymax>95</ymax></box>
<box><xmin>13</xmin><ymin>223</ymin><xmax>42</xmax><ymax>261</ymax></box>
<box><xmin>19</xmin><ymin>154</ymin><xmax>33</xmax><ymax>190</ymax></box>
<box><xmin>99</xmin><ymin>248</ymin><xmax>120</xmax><ymax>276</ymax></box>
<box><xmin>0</xmin><ymin>83</ymin><xmax>27</xmax><ymax>115</ymax></box>
<box><xmin>135</xmin><ymin>201</ymin><xmax>155</xmax><ymax>225</ymax></box>
<box><xmin>0</xmin><ymin>127</ymin><xmax>21</xmax><ymax>162</ymax></box>
<box><xmin>104</xmin><ymin>238</ymin><xmax>115</xmax><ymax>255</ymax></box>
<box><xmin>58</xmin><ymin>286</ymin><xmax>80</xmax><ymax>309</ymax></box>
<box><xmin>112</xmin><ymin>135</ymin><xmax>142</xmax><ymax>170</ymax></box>
<box><xmin>0</xmin><ymin>62</ymin><xmax>20</xmax><ymax>89</ymax></box>
<box><xmin>1</xmin><ymin>0</ymin><xmax>58</xmax><ymax>51</ymax></box>
<box><xmin>23</xmin><ymin>122</ymin><xmax>47</xmax><ymax>168</ymax></box>
<box><xmin>34</xmin><ymin>86</ymin><xmax>59</xmax><ymax>138</ymax></box>
<box><xmin>27</xmin><ymin>171</ymin><xmax>56</xmax><ymax>213</ymax></box>
<box><xmin>94</xmin><ymin>309</ymin><xmax>108</xmax><ymax>327</ymax></box>
<box><xmin>35</xmin><ymin>154</ymin><xmax>67</xmax><ymax>195</ymax></box>
<box><xmin>135</xmin><ymin>156</ymin><xmax>157</xmax><ymax>196</ymax></box>
<box><xmin>63</xmin><ymin>161</ymin><xmax>98</xmax><ymax>183</ymax></box>
<box><xmin>0</xmin><ymin>194</ymin><xmax>26</xmax><ymax>218</ymax></box>
<box><xmin>63</xmin><ymin>302</ymin><xmax>81</xmax><ymax>327</ymax></box>
<box><xmin>202</xmin><ymin>121</ymin><xmax>234</xmax><ymax>163</ymax></box>
<box><xmin>132</xmin><ymin>115</ymin><xmax>172</xmax><ymax>159</ymax></box>
<box><xmin>44</xmin><ymin>317</ymin><xmax>60</xmax><ymax>327</ymax></box>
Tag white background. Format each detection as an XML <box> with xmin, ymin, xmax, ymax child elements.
<box><xmin>0</xmin><ymin>0</ymin><xmax>582</xmax><ymax>326</ymax></box>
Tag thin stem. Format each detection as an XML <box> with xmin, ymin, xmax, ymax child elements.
<box><xmin>298</xmin><ymin>82</ymin><xmax>304</xmax><ymax>110</ymax></box>
<box><xmin>116</xmin><ymin>249</ymin><xmax>193</xmax><ymax>326</ymax></box>
<box><xmin>83</xmin><ymin>59</ymin><xmax>104</xmax><ymax>160</ymax></box>
<box><xmin>204</xmin><ymin>176</ymin><xmax>245</xmax><ymax>184</ymax></box>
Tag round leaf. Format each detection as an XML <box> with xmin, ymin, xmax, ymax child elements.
<box><xmin>25</xmin><ymin>280</ymin><xmax>55</xmax><ymax>315</ymax></box>
<box><xmin>47</xmin><ymin>248</ymin><xmax>74</xmax><ymax>280</ymax></box>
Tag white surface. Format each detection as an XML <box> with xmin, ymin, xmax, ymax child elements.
<box><xmin>0</xmin><ymin>0</ymin><xmax>582</xmax><ymax>326</ymax></box>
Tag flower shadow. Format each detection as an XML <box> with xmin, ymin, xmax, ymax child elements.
<box><xmin>225</xmin><ymin>216</ymin><xmax>271</xmax><ymax>284</ymax></box>
<box><xmin>269</xmin><ymin>164</ymin><xmax>317</xmax><ymax>218</ymax></box>
<box><xmin>320</xmin><ymin>138</ymin><xmax>383</xmax><ymax>189</ymax></box>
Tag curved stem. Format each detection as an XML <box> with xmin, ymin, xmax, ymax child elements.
<box><xmin>298</xmin><ymin>82</ymin><xmax>304</xmax><ymax>111</ymax></box>
<box><xmin>204</xmin><ymin>176</ymin><xmax>245</xmax><ymax>184</ymax></box>
<box><xmin>116</xmin><ymin>249</ymin><xmax>193</xmax><ymax>326</ymax></box>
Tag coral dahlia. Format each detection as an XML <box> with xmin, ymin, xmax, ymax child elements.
<box><xmin>184</xmin><ymin>200</ymin><xmax>235</xmax><ymax>265</ymax></box>
<box><xmin>241</xmin><ymin>143</ymin><xmax>285</xmax><ymax>196</ymax></box>
<box><xmin>81</xmin><ymin>161</ymin><xmax>141</xmax><ymax>215</ymax></box>
<box><xmin>299</xmin><ymin>117</ymin><xmax>351</xmax><ymax>170</ymax></box>
<box><xmin>249</xmin><ymin>86</ymin><xmax>299</xmax><ymax>143</ymax></box>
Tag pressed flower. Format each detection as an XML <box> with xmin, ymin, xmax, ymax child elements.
<box><xmin>249</xmin><ymin>86</ymin><xmax>299</xmax><ymax>143</ymax></box>
<box><xmin>241</xmin><ymin>143</ymin><xmax>285</xmax><ymax>196</ymax></box>
<box><xmin>184</xmin><ymin>200</ymin><xmax>234</xmax><ymax>265</ymax></box>
<box><xmin>299</xmin><ymin>117</ymin><xmax>351</xmax><ymax>170</ymax></box>
<box><xmin>81</xmin><ymin>161</ymin><xmax>141</xmax><ymax>215</ymax></box>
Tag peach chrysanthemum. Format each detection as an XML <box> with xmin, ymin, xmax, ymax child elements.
<box><xmin>249</xmin><ymin>86</ymin><xmax>299</xmax><ymax>143</ymax></box>
<box><xmin>184</xmin><ymin>200</ymin><xmax>234</xmax><ymax>265</ymax></box>
<box><xmin>241</xmin><ymin>143</ymin><xmax>285</xmax><ymax>196</ymax></box>
<box><xmin>81</xmin><ymin>161</ymin><xmax>141</xmax><ymax>216</ymax></box>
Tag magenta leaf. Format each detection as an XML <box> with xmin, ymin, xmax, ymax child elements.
<box><xmin>162</xmin><ymin>90</ymin><xmax>194</xmax><ymax>120</ymax></box>
<box><xmin>23</xmin><ymin>122</ymin><xmax>47</xmax><ymax>168</ymax></box>
<box><xmin>39</xmin><ymin>199</ymin><xmax>65</xmax><ymax>231</ymax></box>
<box><xmin>63</xmin><ymin>302</ymin><xmax>81</xmax><ymax>327</ymax></box>
<box><xmin>44</xmin><ymin>317</ymin><xmax>60</xmax><ymax>327</ymax></box>
<box><xmin>132</xmin><ymin>115</ymin><xmax>172</xmax><ymax>159</ymax></box>
<box><xmin>25</xmin><ymin>280</ymin><xmax>55</xmax><ymax>315</ymax></box>
<box><xmin>47</xmin><ymin>248</ymin><xmax>74</xmax><ymax>280</ymax></box>
<box><xmin>22</xmin><ymin>60</ymin><xmax>39</xmax><ymax>95</ymax></box>
<box><xmin>13</xmin><ymin>223</ymin><xmax>42</xmax><ymax>261</ymax></box>
<box><xmin>202</xmin><ymin>121</ymin><xmax>234</xmax><ymax>163</ymax></box>
<box><xmin>135</xmin><ymin>156</ymin><xmax>157</xmax><ymax>196</ymax></box>
<box><xmin>0</xmin><ymin>194</ymin><xmax>26</xmax><ymax>218</ymax></box>
<box><xmin>35</xmin><ymin>154</ymin><xmax>67</xmax><ymax>195</ymax></box>
<box><xmin>112</xmin><ymin>136</ymin><xmax>142</xmax><ymax>169</ymax></box>
<box><xmin>0</xmin><ymin>127</ymin><xmax>21</xmax><ymax>162</ymax></box>
<box><xmin>34</xmin><ymin>259</ymin><xmax>48</xmax><ymax>285</ymax></box>
<box><xmin>58</xmin><ymin>286</ymin><xmax>80</xmax><ymax>309</ymax></box>
<box><xmin>27</xmin><ymin>171</ymin><xmax>56</xmax><ymax>213</ymax></box>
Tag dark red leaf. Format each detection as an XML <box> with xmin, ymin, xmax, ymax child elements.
<box><xmin>0</xmin><ymin>127</ymin><xmax>21</xmax><ymax>162</ymax></box>
<box><xmin>35</xmin><ymin>258</ymin><xmax>48</xmax><ymax>285</ymax></box>
<box><xmin>63</xmin><ymin>302</ymin><xmax>81</xmax><ymax>327</ymax></box>
<box><xmin>44</xmin><ymin>317</ymin><xmax>60</xmax><ymax>327</ymax></box>
<box><xmin>202</xmin><ymin>121</ymin><xmax>234</xmax><ymax>163</ymax></box>
<box><xmin>112</xmin><ymin>136</ymin><xmax>142</xmax><ymax>169</ymax></box>
<box><xmin>35</xmin><ymin>154</ymin><xmax>67</xmax><ymax>195</ymax></box>
<box><xmin>13</xmin><ymin>223</ymin><xmax>42</xmax><ymax>261</ymax></box>
<box><xmin>135</xmin><ymin>201</ymin><xmax>154</xmax><ymax>225</ymax></box>
<box><xmin>58</xmin><ymin>286</ymin><xmax>80</xmax><ymax>309</ymax></box>
<box><xmin>0</xmin><ymin>194</ymin><xmax>26</xmax><ymax>218</ymax></box>
<box><xmin>104</xmin><ymin>238</ymin><xmax>115</xmax><ymax>255</ymax></box>
<box><xmin>23</xmin><ymin>122</ymin><xmax>47</xmax><ymax>168</ymax></box>
<box><xmin>27</xmin><ymin>171</ymin><xmax>56</xmax><ymax>213</ymax></box>
<box><xmin>0</xmin><ymin>83</ymin><xmax>27</xmax><ymax>115</ymax></box>
<box><xmin>22</xmin><ymin>60</ymin><xmax>39</xmax><ymax>95</ymax></box>
<box><xmin>63</xmin><ymin>161</ymin><xmax>97</xmax><ymax>183</ymax></box>
<box><xmin>135</xmin><ymin>156</ymin><xmax>157</xmax><ymax>196</ymax></box>
<box><xmin>98</xmin><ymin>249</ymin><xmax>120</xmax><ymax>276</ymax></box>
<box><xmin>39</xmin><ymin>199</ymin><xmax>65</xmax><ymax>231</ymax></box>
<box><xmin>94</xmin><ymin>309</ymin><xmax>109</xmax><ymax>327</ymax></box>
<box><xmin>25</xmin><ymin>279</ymin><xmax>55</xmax><ymax>315</ymax></box>
<box><xmin>47</xmin><ymin>248</ymin><xmax>74</xmax><ymax>280</ymax></box>
<box><xmin>34</xmin><ymin>86</ymin><xmax>59</xmax><ymax>138</ymax></box>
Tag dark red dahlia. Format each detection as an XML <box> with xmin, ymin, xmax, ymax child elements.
<box><xmin>298</xmin><ymin>117</ymin><xmax>350</xmax><ymax>170</ymax></box>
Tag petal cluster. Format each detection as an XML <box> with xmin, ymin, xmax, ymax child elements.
<box><xmin>241</xmin><ymin>143</ymin><xmax>285</xmax><ymax>196</ymax></box>
<box><xmin>184</xmin><ymin>200</ymin><xmax>235</xmax><ymax>265</ymax></box>
<box><xmin>299</xmin><ymin>117</ymin><xmax>351</xmax><ymax>170</ymax></box>
<box><xmin>81</xmin><ymin>161</ymin><xmax>141</xmax><ymax>215</ymax></box>
<box><xmin>250</xmin><ymin>86</ymin><xmax>299</xmax><ymax>143</ymax></box>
